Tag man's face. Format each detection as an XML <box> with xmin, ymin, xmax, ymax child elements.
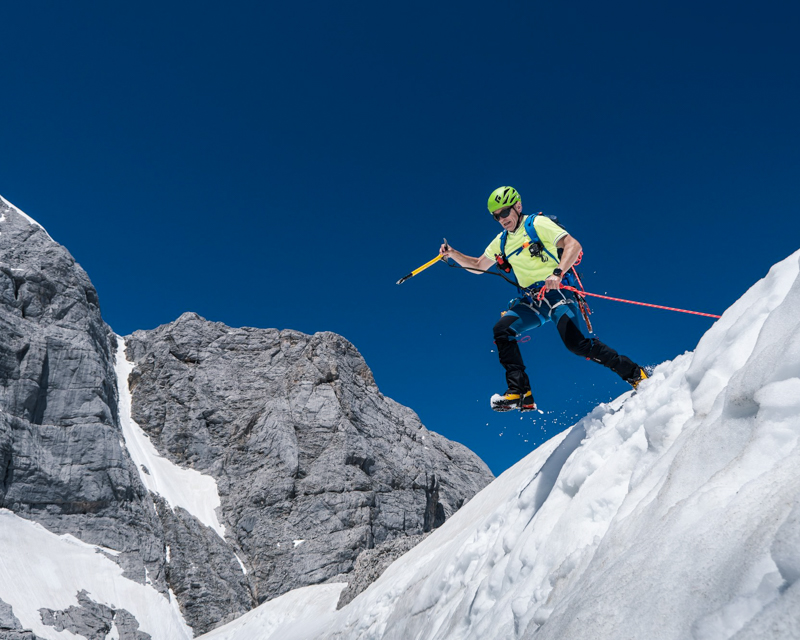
<box><xmin>492</xmin><ymin>203</ymin><xmax>520</xmax><ymax>231</ymax></box>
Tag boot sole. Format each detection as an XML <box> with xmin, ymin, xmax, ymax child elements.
<box><xmin>491</xmin><ymin>404</ymin><xmax>537</xmax><ymax>413</ymax></box>
<box><xmin>492</xmin><ymin>405</ymin><xmax>516</xmax><ymax>412</ymax></box>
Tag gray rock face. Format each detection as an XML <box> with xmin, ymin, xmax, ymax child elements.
<box><xmin>125</xmin><ymin>313</ymin><xmax>494</xmax><ymax>604</ymax></box>
<box><xmin>0</xmin><ymin>632</ymin><xmax>43</xmax><ymax>640</ymax></box>
<box><xmin>0</xmin><ymin>631</ymin><xmax>44</xmax><ymax>640</ymax></box>
<box><xmin>0</xmin><ymin>599</ymin><xmax>24</xmax><ymax>631</ymax></box>
<box><xmin>153</xmin><ymin>495</ymin><xmax>252</xmax><ymax>634</ymax></box>
<box><xmin>0</xmin><ymin>200</ymin><xmax>168</xmax><ymax>591</ymax></box>
<box><xmin>39</xmin><ymin>590</ymin><xmax>150</xmax><ymax>640</ymax></box>
<box><xmin>0</xmin><ymin>598</ymin><xmax>45</xmax><ymax>640</ymax></box>
<box><xmin>336</xmin><ymin>533</ymin><xmax>431</xmax><ymax>609</ymax></box>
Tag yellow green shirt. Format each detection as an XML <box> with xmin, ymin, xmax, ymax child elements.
<box><xmin>483</xmin><ymin>215</ymin><xmax>568</xmax><ymax>288</ymax></box>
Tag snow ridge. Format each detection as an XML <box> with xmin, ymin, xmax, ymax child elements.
<box><xmin>252</xmin><ymin>249</ymin><xmax>799</xmax><ymax>640</ymax></box>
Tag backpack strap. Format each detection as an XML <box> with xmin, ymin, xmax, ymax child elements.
<box><xmin>495</xmin><ymin>229</ymin><xmax>522</xmax><ymax>288</ymax></box>
<box><xmin>524</xmin><ymin>214</ymin><xmax>560</xmax><ymax>263</ymax></box>
<box><xmin>501</xmin><ymin>218</ymin><xmax>532</xmax><ymax>259</ymax></box>
<box><xmin>496</xmin><ymin>215</ymin><xmax>557</xmax><ymax>272</ymax></box>
<box><xmin>527</xmin><ymin>214</ymin><xmax>584</xmax><ymax>289</ymax></box>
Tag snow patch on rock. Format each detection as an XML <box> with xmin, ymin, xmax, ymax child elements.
<box><xmin>115</xmin><ymin>336</ymin><xmax>227</xmax><ymax>539</ymax></box>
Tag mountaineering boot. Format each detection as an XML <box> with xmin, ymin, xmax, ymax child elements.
<box><xmin>519</xmin><ymin>390</ymin><xmax>537</xmax><ymax>411</ymax></box>
<box><xmin>626</xmin><ymin>367</ymin><xmax>649</xmax><ymax>389</ymax></box>
<box><xmin>491</xmin><ymin>390</ymin><xmax>536</xmax><ymax>412</ymax></box>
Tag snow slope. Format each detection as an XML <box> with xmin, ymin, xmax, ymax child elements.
<box><xmin>198</xmin><ymin>583</ymin><xmax>347</xmax><ymax>640</ymax></box>
<box><xmin>0</xmin><ymin>509</ymin><xmax>193</xmax><ymax>639</ymax></box>
<box><xmin>226</xmin><ymin>249</ymin><xmax>799</xmax><ymax>640</ymax></box>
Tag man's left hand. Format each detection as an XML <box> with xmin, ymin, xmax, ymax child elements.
<box><xmin>545</xmin><ymin>274</ymin><xmax>562</xmax><ymax>291</ymax></box>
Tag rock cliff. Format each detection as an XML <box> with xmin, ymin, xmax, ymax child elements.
<box><xmin>0</xmin><ymin>197</ymin><xmax>168</xmax><ymax>591</ymax></box>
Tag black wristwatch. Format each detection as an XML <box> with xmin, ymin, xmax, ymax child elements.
<box><xmin>552</xmin><ymin>268</ymin><xmax>563</xmax><ymax>278</ymax></box>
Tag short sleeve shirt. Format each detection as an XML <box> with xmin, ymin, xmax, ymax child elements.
<box><xmin>483</xmin><ymin>215</ymin><xmax>568</xmax><ymax>288</ymax></box>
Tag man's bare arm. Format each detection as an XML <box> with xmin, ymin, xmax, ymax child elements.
<box><xmin>545</xmin><ymin>234</ymin><xmax>583</xmax><ymax>290</ymax></box>
<box><xmin>556</xmin><ymin>235</ymin><xmax>582</xmax><ymax>273</ymax></box>
<box><xmin>439</xmin><ymin>243</ymin><xmax>495</xmax><ymax>274</ymax></box>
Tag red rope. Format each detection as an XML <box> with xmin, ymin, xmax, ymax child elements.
<box><xmin>537</xmin><ymin>285</ymin><xmax>721</xmax><ymax>319</ymax></box>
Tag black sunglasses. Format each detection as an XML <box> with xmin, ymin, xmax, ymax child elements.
<box><xmin>493</xmin><ymin>206</ymin><xmax>514</xmax><ymax>221</ymax></box>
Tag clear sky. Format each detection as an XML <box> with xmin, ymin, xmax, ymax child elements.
<box><xmin>2</xmin><ymin>1</ymin><xmax>798</xmax><ymax>475</ymax></box>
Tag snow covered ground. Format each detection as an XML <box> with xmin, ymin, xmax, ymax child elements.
<box><xmin>0</xmin><ymin>509</ymin><xmax>193</xmax><ymax>639</ymax></box>
<box><xmin>198</xmin><ymin>583</ymin><xmax>347</xmax><ymax>640</ymax></box>
<box><xmin>211</xmin><ymin>249</ymin><xmax>800</xmax><ymax>639</ymax></box>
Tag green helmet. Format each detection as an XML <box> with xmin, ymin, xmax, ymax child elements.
<box><xmin>487</xmin><ymin>186</ymin><xmax>521</xmax><ymax>213</ymax></box>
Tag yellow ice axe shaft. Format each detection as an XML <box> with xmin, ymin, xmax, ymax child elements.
<box><xmin>396</xmin><ymin>239</ymin><xmax>448</xmax><ymax>285</ymax></box>
<box><xmin>396</xmin><ymin>254</ymin><xmax>443</xmax><ymax>285</ymax></box>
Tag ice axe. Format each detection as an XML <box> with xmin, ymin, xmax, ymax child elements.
<box><xmin>396</xmin><ymin>239</ymin><xmax>448</xmax><ymax>285</ymax></box>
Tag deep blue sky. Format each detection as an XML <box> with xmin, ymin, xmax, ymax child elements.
<box><xmin>2</xmin><ymin>1</ymin><xmax>798</xmax><ymax>475</ymax></box>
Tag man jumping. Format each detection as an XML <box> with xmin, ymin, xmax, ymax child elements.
<box><xmin>439</xmin><ymin>186</ymin><xmax>648</xmax><ymax>412</ymax></box>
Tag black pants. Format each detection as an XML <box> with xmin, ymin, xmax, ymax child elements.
<box><xmin>493</xmin><ymin>312</ymin><xmax>640</xmax><ymax>394</ymax></box>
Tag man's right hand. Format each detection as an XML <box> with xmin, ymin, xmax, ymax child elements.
<box><xmin>439</xmin><ymin>243</ymin><xmax>454</xmax><ymax>260</ymax></box>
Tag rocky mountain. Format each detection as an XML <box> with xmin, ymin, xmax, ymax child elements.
<box><xmin>124</xmin><ymin>313</ymin><xmax>493</xmax><ymax>615</ymax></box>
<box><xmin>0</xmin><ymin>196</ymin><xmax>493</xmax><ymax>638</ymax></box>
